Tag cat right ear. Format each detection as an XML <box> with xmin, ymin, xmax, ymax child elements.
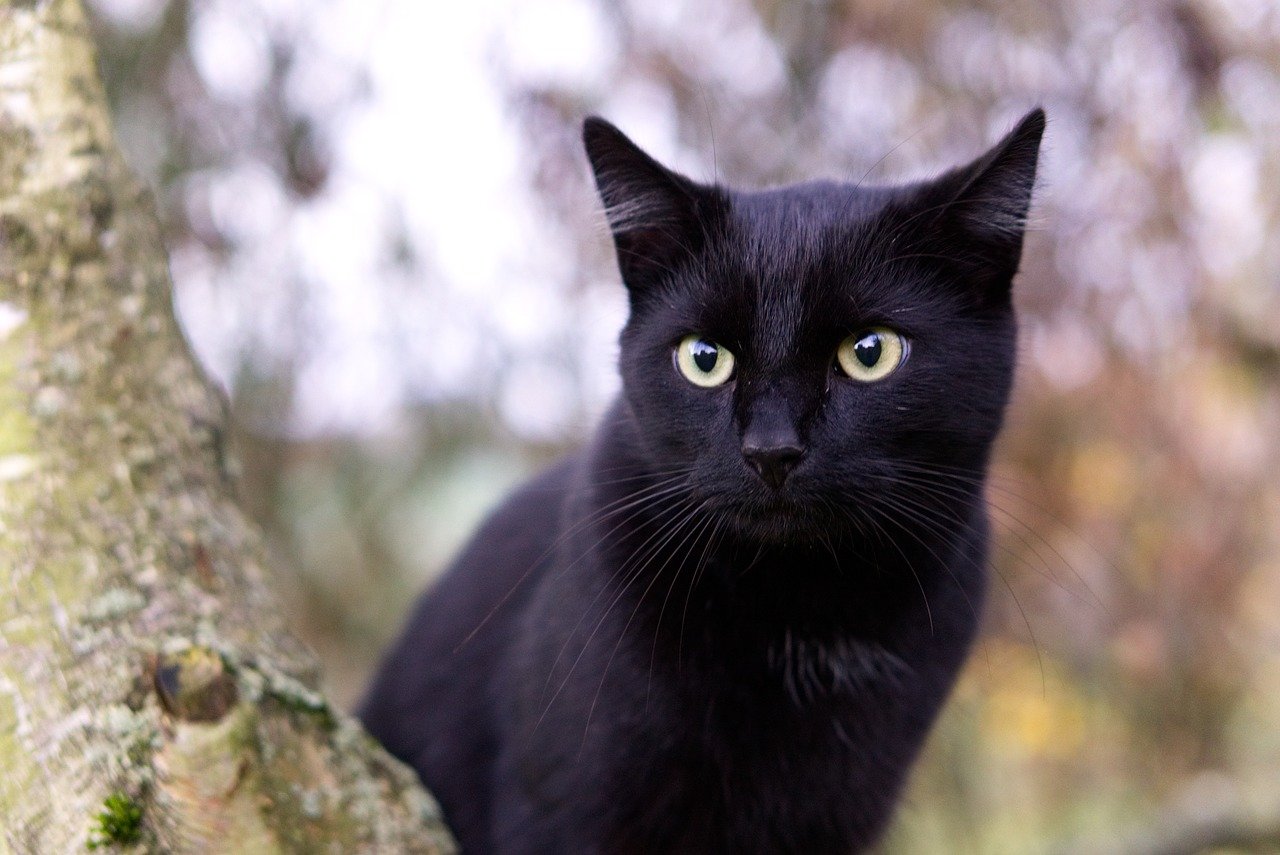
<box><xmin>907</xmin><ymin>109</ymin><xmax>1046</xmax><ymax>300</ymax></box>
<box><xmin>583</xmin><ymin>117</ymin><xmax>720</xmax><ymax>294</ymax></box>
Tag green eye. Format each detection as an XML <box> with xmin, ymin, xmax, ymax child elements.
<box><xmin>675</xmin><ymin>335</ymin><xmax>735</xmax><ymax>387</ymax></box>
<box><xmin>836</xmin><ymin>327</ymin><xmax>907</xmax><ymax>382</ymax></box>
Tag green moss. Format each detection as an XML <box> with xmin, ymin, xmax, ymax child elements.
<box><xmin>86</xmin><ymin>792</ymin><xmax>142</xmax><ymax>849</ymax></box>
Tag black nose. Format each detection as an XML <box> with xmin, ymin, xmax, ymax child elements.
<box><xmin>742</xmin><ymin>443</ymin><xmax>804</xmax><ymax>490</ymax></box>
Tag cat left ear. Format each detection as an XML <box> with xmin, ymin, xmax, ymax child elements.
<box><xmin>583</xmin><ymin>117</ymin><xmax>722</xmax><ymax>297</ymax></box>
<box><xmin>914</xmin><ymin>108</ymin><xmax>1046</xmax><ymax>297</ymax></box>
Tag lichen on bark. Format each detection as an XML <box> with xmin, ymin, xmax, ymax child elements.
<box><xmin>0</xmin><ymin>0</ymin><xmax>454</xmax><ymax>851</ymax></box>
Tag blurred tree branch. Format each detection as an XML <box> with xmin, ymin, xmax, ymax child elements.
<box><xmin>0</xmin><ymin>0</ymin><xmax>453</xmax><ymax>850</ymax></box>
<box><xmin>1217</xmin><ymin>308</ymin><xmax>1280</xmax><ymax>377</ymax></box>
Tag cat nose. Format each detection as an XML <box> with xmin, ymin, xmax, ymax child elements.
<box><xmin>742</xmin><ymin>442</ymin><xmax>805</xmax><ymax>490</ymax></box>
<box><xmin>741</xmin><ymin>399</ymin><xmax>805</xmax><ymax>489</ymax></box>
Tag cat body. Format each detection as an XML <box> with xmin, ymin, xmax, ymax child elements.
<box><xmin>360</xmin><ymin>111</ymin><xmax>1045</xmax><ymax>853</ymax></box>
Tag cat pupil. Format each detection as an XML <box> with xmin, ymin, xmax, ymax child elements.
<box><xmin>692</xmin><ymin>340</ymin><xmax>718</xmax><ymax>373</ymax></box>
<box><xmin>855</xmin><ymin>334</ymin><xmax>882</xmax><ymax>368</ymax></box>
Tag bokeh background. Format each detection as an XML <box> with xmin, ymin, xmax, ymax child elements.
<box><xmin>85</xmin><ymin>0</ymin><xmax>1280</xmax><ymax>850</ymax></box>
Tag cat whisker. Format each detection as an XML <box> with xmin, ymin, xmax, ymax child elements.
<box><xmin>538</xmin><ymin>490</ymin><xmax>698</xmax><ymax>701</ymax></box>
<box><xmin>842</xmin><ymin>500</ymin><xmax>935</xmax><ymax>635</ymax></box>
<box><xmin>857</xmin><ymin>475</ymin><xmax>1013</xmax><ymax>585</ymax></box>
<box><xmin>649</xmin><ymin>506</ymin><xmax>722</xmax><ymax>700</ymax></box>
<box><xmin>884</xmin><ymin>462</ymin><xmax>1110</xmax><ymax>615</ymax></box>
<box><xmin>893</xmin><ymin>474</ymin><xmax>1090</xmax><ymax>608</ymax></box>
<box><xmin>852</xmin><ymin>127</ymin><xmax>925</xmax><ymax>193</ymax></box>
<box><xmin>457</xmin><ymin>472</ymin><xmax>694</xmax><ymax>653</ymax></box>
<box><xmin>536</xmin><ymin>495</ymin><xmax>701</xmax><ymax>730</ymax></box>
<box><xmin>547</xmin><ymin>498</ymin><xmax>701</xmax><ymax>727</ymax></box>
<box><xmin>902</xmin><ymin>459</ymin><xmax>1123</xmax><ymax>597</ymax></box>
<box><xmin>855</xmin><ymin>484</ymin><xmax>1045</xmax><ymax>691</ymax></box>
<box><xmin>849</xmin><ymin>490</ymin><xmax>980</xmax><ymax>625</ymax></box>
<box><xmin>585</xmin><ymin>501</ymin><xmax>717</xmax><ymax>748</ymax></box>
<box><xmin>677</xmin><ymin>513</ymin><xmax>727</xmax><ymax>671</ymax></box>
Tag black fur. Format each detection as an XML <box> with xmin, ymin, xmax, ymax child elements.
<box><xmin>360</xmin><ymin>110</ymin><xmax>1045</xmax><ymax>854</ymax></box>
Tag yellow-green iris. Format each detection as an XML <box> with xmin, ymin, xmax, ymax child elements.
<box><xmin>675</xmin><ymin>335</ymin><xmax>735</xmax><ymax>387</ymax></box>
<box><xmin>836</xmin><ymin>328</ymin><xmax>906</xmax><ymax>382</ymax></box>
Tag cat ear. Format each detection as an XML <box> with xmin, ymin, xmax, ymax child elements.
<box><xmin>911</xmin><ymin>108</ymin><xmax>1046</xmax><ymax>298</ymax></box>
<box><xmin>583</xmin><ymin>117</ymin><xmax>721</xmax><ymax>294</ymax></box>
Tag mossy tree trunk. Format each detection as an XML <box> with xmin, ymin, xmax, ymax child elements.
<box><xmin>0</xmin><ymin>0</ymin><xmax>455</xmax><ymax>851</ymax></box>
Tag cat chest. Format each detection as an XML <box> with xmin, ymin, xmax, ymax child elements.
<box><xmin>599</xmin><ymin>692</ymin><xmax>902</xmax><ymax>853</ymax></box>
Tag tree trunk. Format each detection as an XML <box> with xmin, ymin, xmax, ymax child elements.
<box><xmin>0</xmin><ymin>0</ymin><xmax>455</xmax><ymax>851</ymax></box>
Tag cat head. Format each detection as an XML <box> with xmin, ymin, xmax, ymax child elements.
<box><xmin>584</xmin><ymin>111</ymin><xmax>1044</xmax><ymax>542</ymax></box>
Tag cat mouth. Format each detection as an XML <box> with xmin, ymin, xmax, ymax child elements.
<box><xmin>710</xmin><ymin>496</ymin><xmax>834</xmax><ymax>541</ymax></box>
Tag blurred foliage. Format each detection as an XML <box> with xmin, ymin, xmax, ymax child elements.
<box><xmin>86</xmin><ymin>0</ymin><xmax>1280</xmax><ymax>850</ymax></box>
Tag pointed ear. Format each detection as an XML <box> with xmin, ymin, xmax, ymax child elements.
<box><xmin>911</xmin><ymin>108</ymin><xmax>1045</xmax><ymax>299</ymax></box>
<box><xmin>582</xmin><ymin>117</ymin><xmax>722</xmax><ymax>295</ymax></box>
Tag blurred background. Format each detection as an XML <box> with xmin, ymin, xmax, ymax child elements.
<box><xmin>85</xmin><ymin>0</ymin><xmax>1280</xmax><ymax>850</ymax></box>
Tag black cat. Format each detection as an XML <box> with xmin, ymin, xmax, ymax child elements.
<box><xmin>360</xmin><ymin>109</ymin><xmax>1045</xmax><ymax>854</ymax></box>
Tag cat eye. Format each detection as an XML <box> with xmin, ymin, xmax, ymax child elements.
<box><xmin>675</xmin><ymin>335</ymin><xmax>735</xmax><ymax>388</ymax></box>
<box><xmin>835</xmin><ymin>328</ymin><xmax>907</xmax><ymax>382</ymax></box>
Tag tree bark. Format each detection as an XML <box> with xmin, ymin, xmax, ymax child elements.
<box><xmin>0</xmin><ymin>0</ymin><xmax>455</xmax><ymax>851</ymax></box>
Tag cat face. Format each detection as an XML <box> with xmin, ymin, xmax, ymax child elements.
<box><xmin>585</xmin><ymin>113</ymin><xmax>1044</xmax><ymax>542</ymax></box>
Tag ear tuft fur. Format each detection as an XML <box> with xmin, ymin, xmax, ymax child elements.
<box><xmin>582</xmin><ymin>117</ymin><xmax>722</xmax><ymax>296</ymax></box>
<box><xmin>949</xmin><ymin>108</ymin><xmax>1045</xmax><ymax>245</ymax></box>
<box><xmin>905</xmin><ymin>108</ymin><xmax>1046</xmax><ymax>297</ymax></box>
<box><xmin>582</xmin><ymin>118</ymin><xmax>683</xmax><ymax>236</ymax></box>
